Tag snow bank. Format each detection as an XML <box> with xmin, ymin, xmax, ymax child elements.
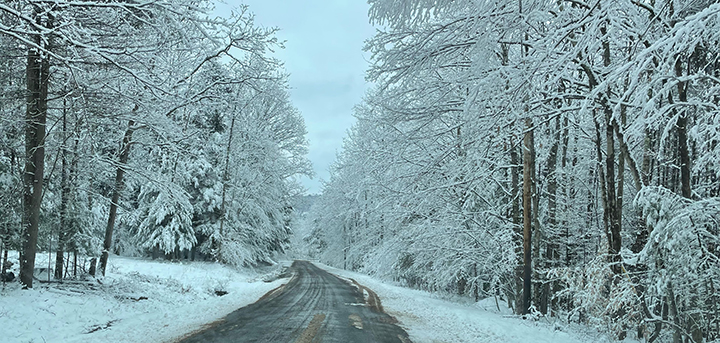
<box><xmin>0</xmin><ymin>252</ymin><xmax>287</xmax><ymax>343</ymax></box>
<box><xmin>318</xmin><ymin>263</ymin><xmax>626</xmax><ymax>343</ymax></box>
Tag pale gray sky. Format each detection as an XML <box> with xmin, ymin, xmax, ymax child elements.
<box><xmin>222</xmin><ymin>0</ymin><xmax>375</xmax><ymax>194</ymax></box>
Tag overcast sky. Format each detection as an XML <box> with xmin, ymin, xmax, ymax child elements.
<box><xmin>220</xmin><ymin>0</ymin><xmax>376</xmax><ymax>194</ymax></box>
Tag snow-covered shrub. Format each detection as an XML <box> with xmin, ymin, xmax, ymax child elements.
<box><xmin>556</xmin><ymin>256</ymin><xmax>642</xmax><ymax>339</ymax></box>
<box><xmin>634</xmin><ymin>186</ymin><xmax>720</xmax><ymax>342</ymax></box>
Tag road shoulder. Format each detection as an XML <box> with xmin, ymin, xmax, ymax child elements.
<box><xmin>315</xmin><ymin>262</ymin><xmax>613</xmax><ymax>343</ymax></box>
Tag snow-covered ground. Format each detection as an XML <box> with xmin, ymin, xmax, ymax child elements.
<box><xmin>1</xmin><ymin>254</ymin><xmax>634</xmax><ymax>343</ymax></box>
<box><xmin>318</xmin><ymin>262</ymin><xmax>628</xmax><ymax>343</ymax></box>
<box><xmin>0</xmin><ymin>252</ymin><xmax>287</xmax><ymax>343</ymax></box>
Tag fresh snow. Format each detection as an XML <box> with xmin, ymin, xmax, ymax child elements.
<box><xmin>1</xmin><ymin>254</ymin><xmax>636</xmax><ymax>343</ymax></box>
<box><xmin>0</xmin><ymin>252</ymin><xmax>287</xmax><ymax>343</ymax></box>
<box><xmin>317</xmin><ymin>262</ymin><xmax>628</xmax><ymax>343</ymax></box>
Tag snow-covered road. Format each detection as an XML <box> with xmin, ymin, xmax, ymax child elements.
<box><xmin>178</xmin><ymin>260</ymin><xmax>410</xmax><ymax>343</ymax></box>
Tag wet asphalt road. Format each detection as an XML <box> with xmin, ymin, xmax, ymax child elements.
<box><xmin>177</xmin><ymin>260</ymin><xmax>411</xmax><ymax>343</ymax></box>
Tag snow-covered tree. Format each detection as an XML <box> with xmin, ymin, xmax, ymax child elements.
<box><xmin>313</xmin><ymin>0</ymin><xmax>720</xmax><ymax>341</ymax></box>
<box><xmin>0</xmin><ymin>1</ymin><xmax>311</xmax><ymax>284</ymax></box>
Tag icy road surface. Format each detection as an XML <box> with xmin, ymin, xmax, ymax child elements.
<box><xmin>177</xmin><ymin>260</ymin><xmax>411</xmax><ymax>343</ymax></box>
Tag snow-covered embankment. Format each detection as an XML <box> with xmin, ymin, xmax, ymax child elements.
<box><xmin>0</xmin><ymin>253</ymin><xmax>287</xmax><ymax>343</ymax></box>
<box><xmin>319</xmin><ymin>263</ymin><xmax>622</xmax><ymax>343</ymax></box>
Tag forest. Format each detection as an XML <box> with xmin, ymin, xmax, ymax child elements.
<box><xmin>2</xmin><ymin>0</ymin><xmax>720</xmax><ymax>342</ymax></box>
<box><xmin>305</xmin><ymin>0</ymin><xmax>720</xmax><ymax>342</ymax></box>
<box><xmin>0</xmin><ymin>0</ymin><xmax>311</xmax><ymax>288</ymax></box>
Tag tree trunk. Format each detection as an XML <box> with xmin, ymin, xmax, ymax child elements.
<box><xmin>559</xmin><ymin>114</ymin><xmax>572</xmax><ymax>311</ymax></box>
<box><xmin>593</xmin><ymin>117</ymin><xmax>610</xmax><ymax>248</ymax></box>
<box><xmin>633</xmin><ymin>126</ymin><xmax>656</xmax><ymax>254</ymax></box>
<box><xmin>675</xmin><ymin>58</ymin><xmax>692</xmax><ymax>200</ymax></box>
<box><xmin>89</xmin><ymin>257</ymin><xmax>96</xmax><ymax>277</ymax></box>
<box><xmin>603</xmin><ymin>108</ymin><xmax>623</xmax><ymax>273</ymax></box>
<box><xmin>2</xmin><ymin>248</ymin><xmax>9</xmax><ymax>279</ymax></box>
<box><xmin>601</xmin><ymin>38</ymin><xmax>622</xmax><ymax>276</ymax></box>
<box><xmin>531</xmin><ymin>125</ymin><xmax>542</xmax><ymax>314</ymax></box>
<box><xmin>55</xmin><ymin>102</ymin><xmax>69</xmax><ymax>280</ymax></box>
<box><xmin>522</xmin><ymin>118</ymin><xmax>534</xmax><ymax>315</ymax></box>
<box><xmin>614</xmin><ymin>123</ymin><xmax>644</xmax><ymax>191</ymax></box>
<box><xmin>675</xmin><ymin>55</ymin><xmax>703</xmax><ymax>342</ymax></box>
<box><xmin>511</xmin><ymin>142</ymin><xmax>521</xmax><ymax>227</ymax></box>
<box><xmin>20</xmin><ymin>11</ymin><xmax>50</xmax><ymax>288</ymax></box>
<box><xmin>64</xmin><ymin>251</ymin><xmax>70</xmax><ymax>279</ymax></box>
<box><xmin>510</xmin><ymin>139</ymin><xmax>523</xmax><ymax>314</ymax></box>
<box><xmin>668</xmin><ymin>283</ymin><xmax>683</xmax><ymax>343</ymax></box>
<box><xmin>218</xmin><ymin>114</ymin><xmax>236</xmax><ymax>242</ymax></box>
<box><xmin>543</xmin><ymin>115</ymin><xmax>561</xmax><ymax>316</ymax></box>
<box><xmin>99</xmin><ymin>120</ymin><xmax>135</xmax><ymax>276</ymax></box>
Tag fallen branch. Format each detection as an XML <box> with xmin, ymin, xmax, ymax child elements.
<box><xmin>86</xmin><ymin>319</ymin><xmax>118</xmax><ymax>334</ymax></box>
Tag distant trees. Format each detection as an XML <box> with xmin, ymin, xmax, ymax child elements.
<box><xmin>0</xmin><ymin>1</ymin><xmax>309</xmax><ymax>287</ymax></box>
<box><xmin>310</xmin><ymin>0</ymin><xmax>720</xmax><ymax>341</ymax></box>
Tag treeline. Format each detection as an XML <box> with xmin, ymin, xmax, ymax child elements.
<box><xmin>0</xmin><ymin>0</ymin><xmax>310</xmax><ymax>288</ymax></box>
<box><xmin>307</xmin><ymin>0</ymin><xmax>720</xmax><ymax>342</ymax></box>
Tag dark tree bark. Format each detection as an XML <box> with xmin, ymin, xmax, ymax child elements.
<box><xmin>675</xmin><ymin>58</ymin><xmax>692</xmax><ymax>199</ymax></box>
<box><xmin>99</xmin><ymin>120</ymin><xmax>135</xmax><ymax>276</ymax></box>
<box><xmin>542</xmin><ymin>115</ymin><xmax>561</xmax><ymax>315</ymax></box>
<box><xmin>20</xmin><ymin>10</ymin><xmax>50</xmax><ymax>288</ymax></box>
<box><xmin>510</xmin><ymin>139</ymin><xmax>522</xmax><ymax>313</ymax></box>
<box><xmin>601</xmin><ymin>31</ymin><xmax>623</xmax><ymax>276</ymax></box>
<box><xmin>55</xmin><ymin>101</ymin><xmax>69</xmax><ymax>280</ymax></box>
<box><xmin>605</xmin><ymin>106</ymin><xmax>622</xmax><ymax>274</ymax></box>
<box><xmin>522</xmin><ymin>118</ymin><xmax>534</xmax><ymax>315</ymax></box>
<box><xmin>675</xmin><ymin>54</ymin><xmax>704</xmax><ymax>343</ymax></box>
<box><xmin>2</xmin><ymin>248</ymin><xmax>9</xmax><ymax>280</ymax></box>
<box><xmin>531</xmin><ymin>124</ymin><xmax>542</xmax><ymax>313</ymax></box>
<box><xmin>89</xmin><ymin>257</ymin><xmax>96</xmax><ymax>277</ymax></box>
<box><xmin>519</xmin><ymin>25</ymin><xmax>533</xmax><ymax>316</ymax></box>
<box><xmin>500</xmin><ymin>41</ymin><xmax>524</xmax><ymax>314</ymax></box>
<box><xmin>511</xmin><ymin>143</ymin><xmax>521</xmax><ymax>227</ymax></box>
<box><xmin>614</xmin><ymin>122</ymin><xmax>645</xmax><ymax>191</ymax></box>
<box><xmin>218</xmin><ymin>114</ymin><xmax>236</xmax><ymax>239</ymax></box>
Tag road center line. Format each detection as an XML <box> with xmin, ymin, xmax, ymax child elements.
<box><xmin>295</xmin><ymin>313</ymin><xmax>326</xmax><ymax>343</ymax></box>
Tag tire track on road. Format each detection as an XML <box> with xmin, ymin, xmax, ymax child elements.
<box><xmin>176</xmin><ymin>261</ymin><xmax>410</xmax><ymax>343</ymax></box>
